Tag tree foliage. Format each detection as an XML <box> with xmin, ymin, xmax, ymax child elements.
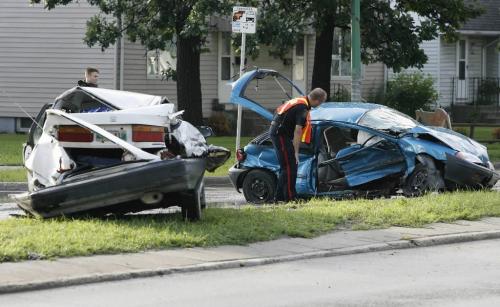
<box><xmin>246</xmin><ymin>0</ymin><xmax>483</xmax><ymax>97</ymax></box>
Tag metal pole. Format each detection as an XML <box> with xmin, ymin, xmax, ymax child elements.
<box><xmin>351</xmin><ymin>0</ymin><xmax>361</xmax><ymax>101</ymax></box>
<box><xmin>236</xmin><ymin>33</ymin><xmax>246</xmax><ymax>152</ymax></box>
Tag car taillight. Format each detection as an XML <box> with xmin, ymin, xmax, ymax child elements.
<box><xmin>236</xmin><ymin>148</ymin><xmax>246</xmax><ymax>162</ymax></box>
<box><xmin>132</xmin><ymin>125</ymin><xmax>165</xmax><ymax>142</ymax></box>
<box><xmin>57</xmin><ymin>125</ymin><xmax>93</xmax><ymax>142</ymax></box>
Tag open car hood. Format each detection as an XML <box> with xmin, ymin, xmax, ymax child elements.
<box><xmin>407</xmin><ymin>126</ymin><xmax>489</xmax><ymax>161</ymax></box>
<box><xmin>229</xmin><ymin>69</ymin><xmax>305</xmax><ymax>121</ymax></box>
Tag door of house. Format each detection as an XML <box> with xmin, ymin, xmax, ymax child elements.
<box><xmin>292</xmin><ymin>36</ymin><xmax>306</xmax><ymax>96</ymax></box>
<box><xmin>218</xmin><ymin>32</ymin><xmax>234</xmax><ymax>104</ymax></box>
<box><xmin>456</xmin><ymin>39</ymin><xmax>468</xmax><ymax>99</ymax></box>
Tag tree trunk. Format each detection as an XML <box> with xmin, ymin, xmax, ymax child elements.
<box><xmin>176</xmin><ymin>35</ymin><xmax>203</xmax><ymax>126</ymax></box>
<box><xmin>311</xmin><ymin>12</ymin><xmax>335</xmax><ymax>99</ymax></box>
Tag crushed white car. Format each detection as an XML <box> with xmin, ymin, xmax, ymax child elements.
<box><xmin>10</xmin><ymin>86</ymin><xmax>230</xmax><ymax>220</ymax></box>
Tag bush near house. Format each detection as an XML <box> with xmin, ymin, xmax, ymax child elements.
<box><xmin>384</xmin><ymin>72</ymin><xmax>438</xmax><ymax>117</ymax></box>
<box><xmin>493</xmin><ymin>128</ymin><xmax>500</xmax><ymax>140</ymax></box>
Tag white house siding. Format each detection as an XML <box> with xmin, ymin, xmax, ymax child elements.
<box><xmin>122</xmin><ymin>32</ymin><xmax>218</xmax><ymax>118</ymax></box>
<box><xmin>0</xmin><ymin>0</ymin><xmax>115</xmax><ymax>118</ymax></box>
<box><xmin>439</xmin><ymin>39</ymin><xmax>457</xmax><ymax>105</ymax></box>
<box><xmin>306</xmin><ymin>35</ymin><xmax>385</xmax><ymax>102</ymax></box>
<box><xmin>467</xmin><ymin>37</ymin><xmax>483</xmax><ymax>78</ymax></box>
<box><xmin>242</xmin><ymin>46</ymin><xmax>293</xmax><ymax>111</ymax></box>
<box><xmin>486</xmin><ymin>44</ymin><xmax>499</xmax><ymax>78</ymax></box>
<box><xmin>388</xmin><ymin>38</ymin><xmax>441</xmax><ymax>103</ymax></box>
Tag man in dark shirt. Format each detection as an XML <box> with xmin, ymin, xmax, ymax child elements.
<box><xmin>77</xmin><ymin>67</ymin><xmax>99</xmax><ymax>87</ymax></box>
<box><xmin>270</xmin><ymin>88</ymin><xmax>327</xmax><ymax>202</ymax></box>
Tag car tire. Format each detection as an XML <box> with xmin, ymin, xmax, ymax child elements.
<box><xmin>200</xmin><ymin>183</ymin><xmax>207</xmax><ymax>209</ymax></box>
<box><xmin>242</xmin><ymin>169</ymin><xmax>276</xmax><ymax>204</ymax></box>
<box><xmin>403</xmin><ymin>159</ymin><xmax>444</xmax><ymax>197</ymax></box>
<box><xmin>181</xmin><ymin>183</ymin><xmax>203</xmax><ymax>221</ymax></box>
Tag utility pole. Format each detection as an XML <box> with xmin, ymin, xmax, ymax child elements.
<box><xmin>351</xmin><ymin>0</ymin><xmax>361</xmax><ymax>101</ymax></box>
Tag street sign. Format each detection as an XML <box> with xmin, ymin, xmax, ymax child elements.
<box><xmin>232</xmin><ymin>6</ymin><xmax>257</xmax><ymax>34</ymax></box>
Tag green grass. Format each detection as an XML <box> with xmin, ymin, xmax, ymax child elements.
<box><xmin>486</xmin><ymin>143</ymin><xmax>500</xmax><ymax>161</ymax></box>
<box><xmin>0</xmin><ymin>191</ymin><xmax>499</xmax><ymax>262</ymax></box>
<box><xmin>453</xmin><ymin>126</ymin><xmax>498</xmax><ymax>141</ymax></box>
<box><xmin>0</xmin><ymin>168</ymin><xmax>26</xmax><ymax>182</ymax></box>
<box><xmin>205</xmin><ymin>136</ymin><xmax>253</xmax><ymax>177</ymax></box>
<box><xmin>0</xmin><ymin>134</ymin><xmax>25</xmax><ymax>165</ymax></box>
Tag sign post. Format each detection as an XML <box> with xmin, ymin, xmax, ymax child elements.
<box><xmin>351</xmin><ymin>0</ymin><xmax>361</xmax><ymax>101</ymax></box>
<box><xmin>232</xmin><ymin>6</ymin><xmax>257</xmax><ymax>154</ymax></box>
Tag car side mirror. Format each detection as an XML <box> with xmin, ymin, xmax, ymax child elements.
<box><xmin>197</xmin><ymin>126</ymin><xmax>215</xmax><ymax>138</ymax></box>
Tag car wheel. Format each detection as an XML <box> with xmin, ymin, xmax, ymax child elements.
<box><xmin>200</xmin><ymin>183</ymin><xmax>206</xmax><ymax>209</ymax></box>
<box><xmin>181</xmin><ymin>183</ymin><xmax>203</xmax><ymax>221</ymax></box>
<box><xmin>242</xmin><ymin>169</ymin><xmax>276</xmax><ymax>204</ymax></box>
<box><xmin>403</xmin><ymin>160</ymin><xmax>444</xmax><ymax>197</ymax></box>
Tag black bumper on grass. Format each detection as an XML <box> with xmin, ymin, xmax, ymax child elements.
<box><xmin>445</xmin><ymin>153</ymin><xmax>499</xmax><ymax>188</ymax></box>
<box><xmin>13</xmin><ymin>158</ymin><xmax>206</xmax><ymax>218</ymax></box>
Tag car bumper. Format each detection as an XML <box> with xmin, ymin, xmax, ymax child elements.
<box><xmin>12</xmin><ymin>158</ymin><xmax>206</xmax><ymax>218</ymax></box>
<box><xmin>444</xmin><ymin>153</ymin><xmax>499</xmax><ymax>188</ymax></box>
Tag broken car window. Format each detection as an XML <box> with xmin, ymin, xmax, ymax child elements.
<box><xmin>53</xmin><ymin>89</ymin><xmax>112</xmax><ymax>113</ymax></box>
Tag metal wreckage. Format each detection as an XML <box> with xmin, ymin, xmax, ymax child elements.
<box><xmin>10</xmin><ymin>87</ymin><xmax>230</xmax><ymax>220</ymax></box>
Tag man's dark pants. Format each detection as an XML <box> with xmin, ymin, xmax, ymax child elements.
<box><xmin>270</xmin><ymin>126</ymin><xmax>297</xmax><ymax>202</ymax></box>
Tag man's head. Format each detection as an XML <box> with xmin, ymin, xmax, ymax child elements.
<box><xmin>307</xmin><ymin>88</ymin><xmax>327</xmax><ymax>107</ymax></box>
<box><xmin>85</xmin><ymin>67</ymin><xmax>99</xmax><ymax>85</ymax></box>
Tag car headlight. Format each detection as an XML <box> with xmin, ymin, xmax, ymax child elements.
<box><xmin>455</xmin><ymin>151</ymin><xmax>482</xmax><ymax>164</ymax></box>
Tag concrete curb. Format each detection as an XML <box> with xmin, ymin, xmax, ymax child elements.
<box><xmin>2</xmin><ymin>229</ymin><xmax>500</xmax><ymax>294</ymax></box>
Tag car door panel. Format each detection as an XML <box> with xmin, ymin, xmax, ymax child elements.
<box><xmin>336</xmin><ymin>140</ymin><xmax>406</xmax><ymax>187</ymax></box>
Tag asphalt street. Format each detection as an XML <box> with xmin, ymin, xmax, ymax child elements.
<box><xmin>3</xmin><ymin>238</ymin><xmax>500</xmax><ymax>306</ymax></box>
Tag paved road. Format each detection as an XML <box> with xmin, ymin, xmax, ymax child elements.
<box><xmin>2</xmin><ymin>239</ymin><xmax>500</xmax><ymax>306</ymax></box>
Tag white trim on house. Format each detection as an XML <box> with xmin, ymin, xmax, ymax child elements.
<box><xmin>217</xmin><ymin>31</ymin><xmax>235</xmax><ymax>103</ymax></box>
<box><xmin>458</xmin><ymin>30</ymin><xmax>500</xmax><ymax>36</ymax></box>
<box><xmin>455</xmin><ymin>38</ymin><xmax>469</xmax><ymax>100</ymax></box>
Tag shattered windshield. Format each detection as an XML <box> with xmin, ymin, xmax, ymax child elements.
<box><xmin>358</xmin><ymin>108</ymin><xmax>418</xmax><ymax>132</ymax></box>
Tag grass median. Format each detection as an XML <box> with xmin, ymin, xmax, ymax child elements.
<box><xmin>0</xmin><ymin>191</ymin><xmax>499</xmax><ymax>262</ymax></box>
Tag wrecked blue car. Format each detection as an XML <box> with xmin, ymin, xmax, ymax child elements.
<box><xmin>228</xmin><ymin>69</ymin><xmax>499</xmax><ymax>203</ymax></box>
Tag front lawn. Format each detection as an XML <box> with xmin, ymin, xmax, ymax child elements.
<box><xmin>0</xmin><ymin>191</ymin><xmax>499</xmax><ymax>262</ymax></box>
<box><xmin>205</xmin><ymin>136</ymin><xmax>253</xmax><ymax>177</ymax></box>
<box><xmin>0</xmin><ymin>134</ymin><xmax>25</xmax><ymax>165</ymax></box>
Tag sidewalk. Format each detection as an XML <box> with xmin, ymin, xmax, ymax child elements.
<box><xmin>2</xmin><ymin>217</ymin><xmax>500</xmax><ymax>294</ymax></box>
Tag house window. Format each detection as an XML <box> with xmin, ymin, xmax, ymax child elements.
<box><xmin>147</xmin><ymin>41</ymin><xmax>176</xmax><ymax>79</ymax></box>
<box><xmin>220</xmin><ymin>32</ymin><xmax>232</xmax><ymax>81</ymax></box>
<box><xmin>331</xmin><ymin>28</ymin><xmax>351</xmax><ymax>77</ymax></box>
<box><xmin>458</xmin><ymin>40</ymin><xmax>466</xmax><ymax>80</ymax></box>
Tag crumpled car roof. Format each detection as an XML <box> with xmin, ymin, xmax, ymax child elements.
<box><xmin>56</xmin><ymin>87</ymin><xmax>166</xmax><ymax>110</ymax></box>
<box><xmin>310</xmin><ymin>102</ymin><xmax>382</xmax><ymax>123</ymax></box>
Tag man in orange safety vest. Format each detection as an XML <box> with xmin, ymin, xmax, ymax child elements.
<box><xmin>269</xmin><ymin>88</ymin><xmax>327</xmax><ymax>202</ymax></box>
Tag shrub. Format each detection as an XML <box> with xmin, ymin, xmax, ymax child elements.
<box><xmin>384</xmin><ymin>72</ymin><xmax>438</xmax><ymax>117</ymax></box>
<box><xmin>493</xmin><ymin>128</ymin><xmax>500</xmax><ymax>139</ymax></box>
<box><xmin>477</xmin><ymin>79</ymin><xmax>500</xmax><ymax>105</ymax></box>
<box><xmin>206</xmin><ymin>112</ymin><xmax>232</xmax><ymax>136</ymax></box>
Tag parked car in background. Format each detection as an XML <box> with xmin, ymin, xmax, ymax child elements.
<box><xmin>11</xmin><ymin>86</ymin><xmax>230</xmax><ymax>220</ymax></box>
<box><xmin>228</xmin><ymin>69</ymin><xmax>499</xmax><ymax>203</ymax></box>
